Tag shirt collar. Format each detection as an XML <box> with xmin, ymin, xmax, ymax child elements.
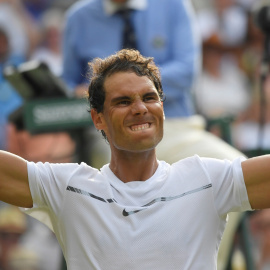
<box><xmin>103</xmin><ymin>0</ymin><xmax>147</xmax><ymax>15</ymax></box>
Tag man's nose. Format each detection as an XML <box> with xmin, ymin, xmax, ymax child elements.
<box><xmin>131</xmin><ymin>100</ymin><xmax>148</xmax><ymax>115</ymax></box>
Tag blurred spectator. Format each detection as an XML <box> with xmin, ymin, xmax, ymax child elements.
<box><xmin>3</xmin><ymin>4</ymin><xmax>76</xmax><ymax>165</ymax></box>
<box><xmin>20</xmin><ymin>220</ymin><xmax>63</xmax><ymax>270</ymax></box>
<box><xmin>30</xmin><ymin>8</ymin><xmax>65</xmax><ymax>76</ymax></box>
<box><xmin>0</xmin><ymin>205</ymin><xmax>27</xmax><ymax>270</ymax></box>
<box><xmin>0</xmin><ymin>27</ymin><xmax>24</xmax><ymax>150</ymax></box>
<box><xmin>236</xmin><ymin>0</ymin><xmax>256</xmax><ymax>11</ymax></box>
<box><xmin>1</xmin><ymin>2</ymin><xmax>79</xmax><ymax>270</ymax></box>
<box><xmin>191</xmin><ymin>0</ymin><xmax>212</xmax><ymax>12</ymax></box>
<box><xmin>193</xmin><ymin>0</ymin><xmax>252</xmax><ymax>143</ymax></box>
<box><xmin>6</xmin><ymin>120</ymin><xmax>73</xmax><ymax>269</ymax></box>
<box><xmin>240</xmin><ymin>11</ymin><xmax>264</xmax><ymax>86</ymax></box>
<box><xmin>249</xmin><ymin>209</ymin><xmax>270</xmax><ymax>269</ymax></box>
<box><xmin>194</xmin><ymin>33</ymin><xmax>250</xmax><ymax>137</ymax></box>
<box><xmin>7</xmin><ymin>125</ymin><xmax>76</xmax><ymax>163</ymax></box>
<box><xmin>0</xmin><ymin>0</ymin><xmax>40</xmax><ymax>59</ymax></box>
<box><xmin>1</xmin><ymin>17</ymin><xmax>76</xmax><ymax>163</ymax></box>
<box><xmin>231</xmin><ymin>11</ymin><xmax>270</xmax><ymax>155</ymax></box>
<box><xmin>232</xmin><ymin>75</ymin><xmax>270</xmax><ymax>154</ymax></box>
<box><xmin>2</xmin><ymin>5</ymin><xmax>75</xmax><ymax>269</ymax></box>
<box><xmin>22</xmin><ymin>0</ymin><xmax>53</xmax><ymax>22</ymax></box>
<box><xmin>49</xmin><ymin>0</ymin><xmax>78</xmax><ymax>11</ymax></box>
<box><xmin>8</xmin><ymin>247</ymin><xmax>40</xmax><ymax>270</ymax></box>
<box><xmin>196</xmin><ymin>0</ymin><xmax>248</xmax><ymax>48</ymax></box>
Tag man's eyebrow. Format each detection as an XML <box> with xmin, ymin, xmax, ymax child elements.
<box><xmin>111</xmin><ymin>91</ymin><xmax>159</xmax><ymax>104</ymax></box>
<box><xmin>143</xmin><ymin>92</ymin><xmax>159</xmax><ymax>98</ymax></box>
<box><xmin>111</xmin><ymin>96</ymin><xmax>131</xmax><ymax>103</ymax></box>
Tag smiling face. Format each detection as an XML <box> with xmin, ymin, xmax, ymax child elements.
<box><xmin>91</xmin><ymin>72</ymin><xmax>164</xmax><ymax>153</ymax></box>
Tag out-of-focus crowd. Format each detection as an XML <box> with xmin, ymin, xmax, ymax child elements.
<box><xmin>1</xmin><ymin>0</ymin><xmax>270</xmax><ymax>269</ymax></box>
<box><xmin>192</xmin><ymin>0</ymin><xmax>270</xmax><ymax>158</ymax></box>
<box><xmin>0</xmin><ymin>1</ymin><xmax>77</xmax><ymax>269</ymax></box>
<box><xmin>193</xmin><ymin>2</ymin><xmax>270</xmax><ymax>269</ymax></box>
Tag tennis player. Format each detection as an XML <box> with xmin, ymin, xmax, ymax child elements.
<box><xmin>0</xmin><ymin>49</ymin><xmax>269</xmax><ymax>269</ymax></box>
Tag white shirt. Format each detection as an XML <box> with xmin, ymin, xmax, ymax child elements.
<box><xmin>23</xmin><ymin>155</ymin><xmax>251</xmax><ymax>269</ymax></box>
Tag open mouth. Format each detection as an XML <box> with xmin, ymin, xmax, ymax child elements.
<box><xmin>130</xmin><ymin>123</ymin><xmax>151</xmax><ymax>131</ymax></box>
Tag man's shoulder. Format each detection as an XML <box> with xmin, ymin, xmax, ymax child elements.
<box><xmin>28</xmin><ymin>161</ymin><xmax>100</xmax><ymax>178</ymax></box>
<box><xmin>171</xmin><ymin>155</ymin><xmax>201</xmax><ymax>167</ymax></box>
<box><xmin>169</xmin><ymin>155</ymin><xmax>212</xmax><ymax>178</ymax></box>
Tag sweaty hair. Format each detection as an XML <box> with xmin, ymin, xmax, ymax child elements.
<box><xmin>87</xmin><ymin>49</ymin><xmax>165</xmax><ymax>140</ymax></box>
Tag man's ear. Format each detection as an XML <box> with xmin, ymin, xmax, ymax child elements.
<box><xmin>91</xmin><ymin>109</ymin><xmax>105</xmax><ymax>131</ymax></box>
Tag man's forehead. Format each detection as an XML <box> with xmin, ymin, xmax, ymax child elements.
<box><xmin>104</xmin><ymin>72</ymin><xmax>155</xmax><ymax>88</ymax></box>
<box><xmin>103</xmin><ymin>72</ymin><xmax>158</xmax><ymax>100</ymax></box>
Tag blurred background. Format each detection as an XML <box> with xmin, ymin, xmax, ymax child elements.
<box><xmin>0</xmin><ymin>0</ymin><xmax>270</xmax><ymax>269</ymax></box>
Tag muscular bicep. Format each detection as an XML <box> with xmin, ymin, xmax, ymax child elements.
<box><xmin>0</xmin><ymin>151</ymin><xmax>33</xmax><ymax>208</ymax></box>
<box><xmin>242</xmin><ymin>155</ymin><xmax>270</xmax><ymax>210</ymax></box>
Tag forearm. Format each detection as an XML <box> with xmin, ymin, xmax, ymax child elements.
<box><xmin>0</xmin><ymin>151</ymin><xmax>32</xmax><ymax>207</ymax></box>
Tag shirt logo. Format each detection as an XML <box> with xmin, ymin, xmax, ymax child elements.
<box><xmin>66</xmin><ymin>184</ymin><xmax>212</xmax><ymax>217</ymax></box>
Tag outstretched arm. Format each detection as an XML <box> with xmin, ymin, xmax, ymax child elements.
<box><xmin>242</xmin><ymin>155</ymin><xmax>270</xmax><ymax>210</ymax></box>
<box><xmin>0</xmin><ymin>151</ymin><xmax>32</xmax><ymax>208</ymax></box>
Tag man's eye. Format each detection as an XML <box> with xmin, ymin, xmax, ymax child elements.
<box><xmin>144</xmin><ymin>96</ymin><xmax>158</xmax><ymax>102</ymax></box>
<box><xmin>118</xmin><ymin>100</ymin><xmax>130</xmax><ymax>105</ymax></box>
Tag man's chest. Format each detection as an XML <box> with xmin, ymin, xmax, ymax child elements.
<box><xmin>58</xmin><ymin>182</ymin><xmax>220</xmax><ymax>269</ymax></box>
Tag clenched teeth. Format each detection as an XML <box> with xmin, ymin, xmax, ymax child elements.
<box><xmin>131</xmin><ymin>123</ymin><xmax>150</xmax><ymax>131</ymax></box>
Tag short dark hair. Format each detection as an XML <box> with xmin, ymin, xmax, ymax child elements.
<box><xmin>87</xmin><ymin>49</ymin><xmax>165</xmax><ymax>140</ymax></box>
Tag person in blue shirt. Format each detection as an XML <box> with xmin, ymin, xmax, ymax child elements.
<box><xmin>0</xmin><ymin>28</ymin><xmax>24</xmax><ymax>150</ymax></box>
<box><xmin>62</xmin><ymin>0</ymin><xmax>200</xmax><ymax>118</ymax></box>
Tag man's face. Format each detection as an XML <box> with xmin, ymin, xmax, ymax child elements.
<box><xmin>93</xmin><ymin>72</ymin><xmax>164</xmax><ymax>153</ymax></box>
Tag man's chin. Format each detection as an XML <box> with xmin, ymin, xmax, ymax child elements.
<box><xmin>114</xmin><ymin>137</ymin><xmax>163</xmax><ymax>153</ymax></box>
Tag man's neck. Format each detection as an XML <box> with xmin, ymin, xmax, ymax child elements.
<box><xmin>109</xmin><ymin>150</ymin><xmax>158</xmax><ymax>183</ymax></box>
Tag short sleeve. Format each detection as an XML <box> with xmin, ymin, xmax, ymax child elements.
<box><xmin>201</xmin><ymin>156</ymin><xmax>252</xmax><ymax>217</ymax></box>
<box><xmin>22</xmin><ymin>161</ymin><xmax>82</xmax><ymax>231</ymax></box>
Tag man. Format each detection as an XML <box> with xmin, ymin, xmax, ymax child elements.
<box><xmin>62</xmin><ymin>2</ymin><xmax>245</xmax><ymax>265</ymax></box>
<box><xmin>0</xmin><ymin>49</ymin><xmax>269</xmax><ymax>269</ymax></box>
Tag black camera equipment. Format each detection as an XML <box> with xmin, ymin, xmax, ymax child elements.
<box><xmin>3</xmin><ymin>61</ymin><xmax>72</xmax><ymax>130</ymax></box>
<box><xmin>4</xmin><ymin>61</ymin><xmax>71</xmax><ymax>100</ymax></box>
